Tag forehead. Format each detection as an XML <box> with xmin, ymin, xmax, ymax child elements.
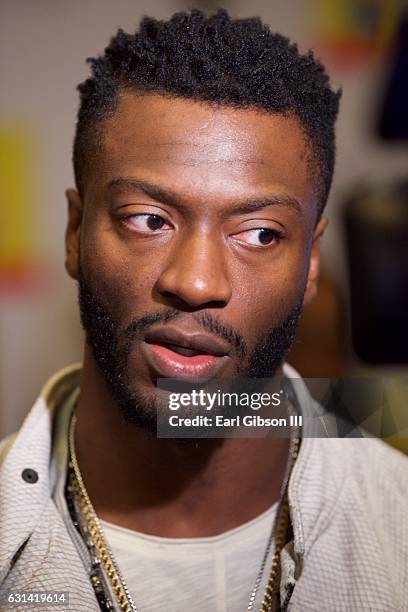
<box><xmin>90</xmin><ymin>91</ymin><xmax>316</xmax><ymax>213</ymax></box>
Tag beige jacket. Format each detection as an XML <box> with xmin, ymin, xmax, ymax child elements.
<box><xmin>0</xmin><ymin>364</ymin><xmax>407</xmax><ymax>611</ymax></box>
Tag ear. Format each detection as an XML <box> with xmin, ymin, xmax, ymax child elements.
<box><xmin>65</xmin><ymin>188</ymin><xmax>83</xmax><ymax>280</ymax></box>
<box><xmin>303</xmin><ymin>216</ymin><xmax>328</xmax><ymax>306</ymax></box>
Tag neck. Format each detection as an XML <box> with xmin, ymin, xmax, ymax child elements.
<box><xmin>73</xmin><ymin>349</ymin><xmax>290</xmax><ymax>538</ymax></box>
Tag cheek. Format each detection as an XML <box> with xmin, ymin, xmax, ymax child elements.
<box><xmin>80</xmin><ymin>222</ymin><xmax>161</xmax><ymax>321</ymax></box>
<box><xmin>229</xmin><ymin>247</ymin><xmax>310</xmax><ymax>329</ymax></box>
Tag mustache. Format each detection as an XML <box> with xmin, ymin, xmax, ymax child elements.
<box><xmin>124</xmin><ymin>308</ymin><xmax>247</xmax><ymax>360</ymax></box>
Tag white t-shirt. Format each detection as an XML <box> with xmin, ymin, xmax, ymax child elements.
<box><xmin>51</xmin><ymin>389</ymin><xmax>278</xmax><ymax>612</ymax></box>
<box><xmin>99</xmin><ymin>504</ymin><xmax>277</xmax><ymax>612</ymax></box>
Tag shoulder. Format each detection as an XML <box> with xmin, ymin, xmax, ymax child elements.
<box><xmin>288</xmin><ymin>437</ymin><xmax>408</xmax><ymax>608</ymax></box>
<box><xmin>345</xmin><ymin>437</ymin><xmax>408</xmax><ymax>511</ymax></box>
<box><xmin>0</xmin><ymin>365</ymin><xmax>83</xmax><ymax>583</ymax></box>
<box><xmin>290</xmin><ymin>436</ymin><xmax>408</xmax><ymax>553</ymax></box>
<box><xmin>329</xmin><ymin>435</ymin><xmax>407</xmax><ymax>489</ymax></box>
<box><xmin>298</xmin><ymin>435</ymin><xmax>408</xmax><ymax>505</ymax></box>
<box><xmin>0</xmin><ymin>364</ymin><xmax>82</xmax><ymax>470</ymax></box>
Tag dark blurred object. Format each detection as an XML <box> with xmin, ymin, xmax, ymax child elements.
<box><xmin>378</xmin><ymin>10</ymin><xmax>408</xmax><ymax>140</ymax></box>
<box><xmin>344</xmin><ymin>179</ymin><xmax>408</xmax><ymax>364</ymax></box>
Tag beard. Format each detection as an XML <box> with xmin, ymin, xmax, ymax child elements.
<box><xmin>78</xmin><ymin>267</ymin><xmax>304</xmax><ymax>432</ymax></box>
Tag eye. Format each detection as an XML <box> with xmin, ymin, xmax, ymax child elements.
<box><xmin>232</xmin><ymin>228</ymin><xmax>284</xmax><ymax>247</ymax></box>
<box><xmin>122</xmin><ymin>214</ymin><xmax>171</xmax><ymax>233</ymax></box>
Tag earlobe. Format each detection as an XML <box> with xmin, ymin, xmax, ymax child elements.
<box><xmin>304</xmin><ymin>216</ymin><xmax>328</xmax><ymax>305</ymax></box>
<box><xmin>65</xmin><ymin>188</ymin><xmax>83</xmax><ymax>280</ymax></box>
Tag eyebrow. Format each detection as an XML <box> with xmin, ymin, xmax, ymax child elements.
<box><xmin>107</xmin><ymin>177</ymin><xmax>303</xmax><ymax>217</ymax></box>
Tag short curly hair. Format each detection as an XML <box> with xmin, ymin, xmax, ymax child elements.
<box><xmin>73</xmin><ymin>9</ymin><xmax>341</xmax><ymax>216</ymax></box>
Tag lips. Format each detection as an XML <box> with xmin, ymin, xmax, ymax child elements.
<box><xmin>142</xmin><ymin>325</ymin><xmax>231</xmax><ymax>380</ymax></box>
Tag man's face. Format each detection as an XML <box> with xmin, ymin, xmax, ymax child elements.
<box><xmin>66</xmin><ymin>92</ymin><xmax>326</xmax><ymax>427</ymax></box>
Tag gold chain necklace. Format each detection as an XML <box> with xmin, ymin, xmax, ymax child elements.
<box><xmin>67</xmin><ymin>414</ymin><xmax>300</xmax><ymax>612</ymax></box>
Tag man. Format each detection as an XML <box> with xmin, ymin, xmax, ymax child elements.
<box><xmin>0</xmin><ymin>9</ymin><xmax>407</xmax><ymax>612</ymax></box>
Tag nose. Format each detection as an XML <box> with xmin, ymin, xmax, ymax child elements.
<box><xmin>155</xmin><ymin>230</ymin><xmax>232</xmax><ymax>309</ymax></box>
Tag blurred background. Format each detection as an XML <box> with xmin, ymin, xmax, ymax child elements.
<box><xmin>1</xmin><ymin>0</ymin><xmax>407</xmax><ymax>444</ymax></box>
